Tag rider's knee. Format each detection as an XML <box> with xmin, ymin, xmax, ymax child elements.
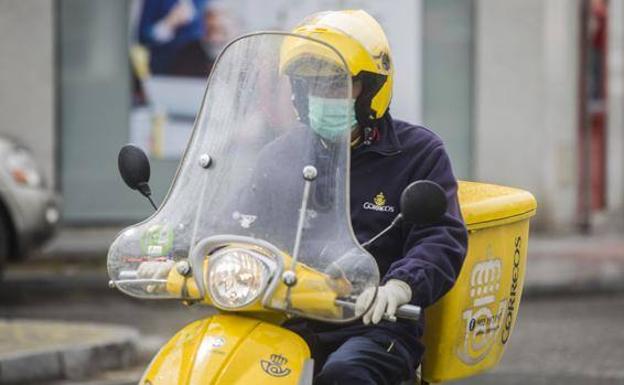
<box><xmin>316</xmin><ymin>359</ymin><xmax>370</xmax><ymax>385</ymax></box>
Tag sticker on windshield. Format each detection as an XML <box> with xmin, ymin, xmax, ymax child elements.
<box><xmin>140</xmin><ymin>224</ymin><xmax>174</xmax><ymax>257</ymax></box>
<box><xmin>232</xmin><ymin>211</ymin><xmax>257</xmax><ymax>228</ymax></box>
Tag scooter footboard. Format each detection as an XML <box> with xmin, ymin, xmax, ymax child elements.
<box><xmin>140</xmin><ymin>314</ymin><xmax>311</xmax><ymax>385</ymax></box>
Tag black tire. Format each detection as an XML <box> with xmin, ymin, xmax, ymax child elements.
<box><xmin>0</xmin><ymin>213</ymin><xmax>9</xmax><ymax>276</ymax></box>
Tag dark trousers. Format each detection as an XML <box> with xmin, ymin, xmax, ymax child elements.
<box><xmin>286</xmin><ymin>320</ymin><xmax>424</xmax><ymax>385</ymax></box>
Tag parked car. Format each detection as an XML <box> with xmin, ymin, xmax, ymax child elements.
<box><xmin>0</xmin><ymin>136</ymin><xmax>59</xmax><ymax>272</ymax></box>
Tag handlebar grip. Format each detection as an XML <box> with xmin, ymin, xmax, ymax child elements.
<box><xmin>395</xmin><ymin>304</ymin><xmax>421</xmax><ymax>321</ymax></box>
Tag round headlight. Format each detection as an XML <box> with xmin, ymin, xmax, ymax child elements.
<box><xmin>206</xmin><ymin>247</ymin><xmax>270</xmax><ymax>309</ymax></box>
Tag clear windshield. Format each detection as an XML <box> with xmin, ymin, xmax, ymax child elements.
<box><xmin>108</xmin><ymin>33</ymin><xmax>379</xmax><ymax>322</ymax></box>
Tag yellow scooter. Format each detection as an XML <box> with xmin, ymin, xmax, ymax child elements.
<box><xmin>108</xmin><ymin>32</ymin><xmax>537</xmax><ymax>385</ymax></box>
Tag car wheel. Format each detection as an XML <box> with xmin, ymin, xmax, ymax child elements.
<box><xmin>0</xmin><ymin>213</ymin><xmax>9</xmax><ymax>274</ymax></box>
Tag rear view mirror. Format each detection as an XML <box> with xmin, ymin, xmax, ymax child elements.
<box><xmin>400</xmin><ymin>180</ymin><xmax>448</xmax><ymax>226</ymax></box>
<box><xmin>118</xmin><ymin>144</ymin><xmax>150</xmax><ymax>191</ymax></box>
<box><xmin>118</xmin><ymin>144</ymin><xmax>157</xmax><ymax>210</ymax></box>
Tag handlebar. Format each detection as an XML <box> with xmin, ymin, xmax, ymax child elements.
<box><xmin>335</xmin><ymin>299</ymin><xmax>421</xmax><ymax>322</ymax></box>
<box><xmin>395</xmin><ymin>304</ymin><xmax>422</xmax><ymax>321</ymax></box>
<box><xmin>117</xmin><ymin>269</ymin><xmax>421</xmax><ymax>322</ymax></box>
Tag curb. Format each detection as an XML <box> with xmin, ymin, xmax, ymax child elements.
<box><xmin>522</xmin><ymin>251</ymin><xmax>624</xmax><ymax>299</ymax></box>
<box><xmin>523</xmin><ymin>279</ymin><xmax>624</xmax><ymax>299</ymax></box>
<box><xmin>1</xmin><ymin>270</ymin><xmax>112</xmax><ymax>301</ymax></box>
<box><xmin>0</xmin><ymin>320</ymin><xmax>139</xmax><ymax>384</ymax></box>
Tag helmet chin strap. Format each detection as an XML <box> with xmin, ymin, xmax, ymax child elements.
<box><xmin>351</xmin><ymin>125</ymin><xmax>379</xmax><ymax>148</ymax></box>
<box><xmin>350</xmin><ymin>125</ymin><xmax>364</xmax><ymax>148</ymax></box>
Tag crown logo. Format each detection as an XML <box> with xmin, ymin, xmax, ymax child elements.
<box><xmin>374</xmin><ymin>192</ymin><xmax>386</xmax><ymax>206</ymax></box>
<box><xmin>261</xmin><ymin>354</ymin><xmax>291</xmax><ymax>377</ymax></box>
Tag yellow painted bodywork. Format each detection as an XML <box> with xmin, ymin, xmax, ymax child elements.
<box><xmin>269</xmin><ymin>260</ymin><xmax>347</xmax><ymax>318</ymax></box>
<box><xmin>166</xmin><ymin>269</ymin><xmax>202</xmax><ymax>300</ymax></box>
<box><xmin>421</xmin><ymin>181</ymin><xmax>537</xmax><ymax>383</ymax></box>
<box><xmin>140</xmin><ymin>313</ymin><xmax>311</xmax><ymax>385</ymax></box>
<box><xmin>166</xmin><ymin>252</ymin><xmax>346</xmax><ymax>318</ymax></box>
<box><xmin>157</xmin><ymin>181</ymin><xmax>537</xmax><ymax>384</ymax></box>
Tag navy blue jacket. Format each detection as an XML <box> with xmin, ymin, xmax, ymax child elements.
<box><xmin>237</xmin><ymin>114</ymin><xmax>467</xmax><ymax>362</ymax></box>
<box><xmin>242</xmin><ymin>114</ymin><xmax>467</xmax><ymax>310</ymax></box>
<box><xmin>280</xmin><ymin>115</ymin><xmax>468</xmax><ymax>364</ymax></box>
<box><xmin>350</xmin><ymin>116</ymin><xmax>467</xmax><ymax>309</ymax></box>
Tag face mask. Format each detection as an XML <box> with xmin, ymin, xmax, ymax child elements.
<box><xmin>308</xmin><ymin>95</ymin><xmax>358</xmax><ymax>140</ymax></box>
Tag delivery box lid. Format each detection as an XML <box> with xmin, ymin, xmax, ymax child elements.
<box><xmin>457</xmin><ymin>181</ymin><xmax>537</xmax><ymax>229</ymax></box>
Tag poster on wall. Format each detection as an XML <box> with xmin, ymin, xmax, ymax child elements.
<box><xmin>128</xmin><ymin>0</ymin><xmax>237</xmax><ymax>159</ymax></box>
<box><xmin>128</xmin><ymin>0</ymin><xmax>421</xmax><ymax>159</ymax></box>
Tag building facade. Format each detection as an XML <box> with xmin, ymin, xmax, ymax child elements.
<box><xmin>1</xmin><ymin>0</ymin><xmax>621</xmax><ymax>233</ymax></box>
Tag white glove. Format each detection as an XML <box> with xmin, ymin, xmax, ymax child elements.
<box><xmin>355</xmin><ymin>279</ymin><xmax>412</xmax><ymax>325</ymax></box>
<box><xmin>137</xmin><ymin>260</ymin><xmax>175</xmax><ymax>280</ymax></box>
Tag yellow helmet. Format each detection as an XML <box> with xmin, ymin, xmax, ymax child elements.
<box><xmin>281</xmin><ymin>10</ymin><xmax>393</xmax><ymax>127</ymax></box>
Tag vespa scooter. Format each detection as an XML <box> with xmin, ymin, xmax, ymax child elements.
<box><xmin>108</xmin><ymin>32</ymin><xmax>537</xmax><ymax>385</ymax></box>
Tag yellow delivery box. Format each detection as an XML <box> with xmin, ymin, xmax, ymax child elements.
<box><xmin>421</xmin><ymin>181</ymin><xmax>537</xmax><ymax>383</ymax></box>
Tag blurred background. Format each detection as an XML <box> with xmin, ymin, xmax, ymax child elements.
<box><xmin>0</xmin><ymin>0</ymin><xmax>623</xmax><ymax>384</ymax></box>
<box><xmin>1</xmin><ymin>0</ymin><xmax>621</xmax><ymax>231</ymax></box>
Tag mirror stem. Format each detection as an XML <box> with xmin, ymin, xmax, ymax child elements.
<box><xmin>145</xmin><ymin>195</ymin><xmax>158</xmax><ymax>211</ymax></box>
<box><xmin>361</xmin><ymin>214</ymin><xmax>403</xmax><ymax>250</ymax></box>
<box><xmin>137</xmin><ymin>182</ymin><xmax>158</xmax><ymax>211</ymax></box>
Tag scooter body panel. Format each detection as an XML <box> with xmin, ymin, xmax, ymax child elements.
<box><xmin>140</xmin><ymin>313</ymin><xmax>311</xmax><ymax>385</ymax></box>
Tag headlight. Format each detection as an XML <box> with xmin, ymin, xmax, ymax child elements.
<box><xmin>5</xmin><ymin>147</ymin><xmax>43</xmax><ymax>188</ymax></box>
<box><xmin>206</xmin><ymin>247</ymin><xmax>271</xmax><ymax>309</ymax></box>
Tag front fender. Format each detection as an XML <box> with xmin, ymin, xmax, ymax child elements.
<box><xmin>140</xmin><ymin>313</ymin><xmax>311</xmax><ymax>385</ymax></box>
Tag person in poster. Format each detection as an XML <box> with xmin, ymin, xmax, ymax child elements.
<box><xmin>138</xmin><ymin>0</ymin><xmax>212</xmax><ymax>78</ymax></box>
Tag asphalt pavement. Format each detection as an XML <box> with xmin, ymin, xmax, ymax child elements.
<box><xmin>0</xmin><ymin>319</ymin><xmax>137</xmax><ymax>384</ymax></box>
<box><xmin>3</xmin><ymin>284</ymin><xmax>623</xmax><ymax>385</ymax></box>
<box><xmin>1</xmin><ymin>226</ymin><xmax>624</xmax><ymax>384</ymax></box>
<box><xmin>451</xmin><ymin>293</ymin><xmax>624</xmax><ymax>385</ymax></box>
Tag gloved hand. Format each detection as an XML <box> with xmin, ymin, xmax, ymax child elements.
<box><xmin>137</xmin><ymin>260</ymin><xmax>175</xmax><ymax>294</ymax></box>
<box><xmin>355</xmin><ymin>279</ymin><xmax>412</xmax><ymax>325</ymax></box>
<box><xmin>137</xmin><ymin>260</ymin><xmax>175</xmax><ymax>280</ymax></box>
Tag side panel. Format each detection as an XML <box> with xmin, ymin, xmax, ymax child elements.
<box><xmin>140</xmin><ymin>314</ymin><xmax>311</xmax><ymax>385</ymax></box>
<box><xmin>421</xmin><ymin>218</ymin><xmax>530</xmax><ymax>383</ymax></box>
<box><xmin>212</xmin><ymin>322</ymin><xmax>311</xmax><ymax>384</ymax></box>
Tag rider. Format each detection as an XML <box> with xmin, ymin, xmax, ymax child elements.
<box><xmin>279</xmin><ymin>10</ymin><xmax>468</xmax><ymax>385</ymax></box>
<box><xmin>138</xmin><ymin>9</ymin><xmax>467</xmax><ymax>384</ymax></box>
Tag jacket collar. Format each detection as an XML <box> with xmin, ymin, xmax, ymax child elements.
<box><xmin>353</xmin><ymin>113</ymin><xmax>401</xmax><ymax>157</ymax></box>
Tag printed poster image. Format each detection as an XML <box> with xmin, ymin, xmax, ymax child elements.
<box><xmin>128</xmin><ymin>0</ymin><xmax>237</xmax><ymax>159</ymax></box>
<box><xmin>128</xmin><ymin>0</ymin><xmax>421</xmax><ymax>159</ymax></box>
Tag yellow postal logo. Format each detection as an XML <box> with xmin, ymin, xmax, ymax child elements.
<box><xmin>364</xmin><ymin>192</ymin><xmax>395</xmax><ymax>213</ymax></box>
<box><xmin>374</xmin><ymin>192</ymin><xmax>386</xmax><ymax>206</ymax></box>
<box><xmin>261</xmin><ymin>354</ymin><xmax>291</xmax><ymax>377</ymax></box>
<box><xmin>457</xmin><ymin>257</ymin><xmax>506</xmax><ymax>365</ymax></box>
